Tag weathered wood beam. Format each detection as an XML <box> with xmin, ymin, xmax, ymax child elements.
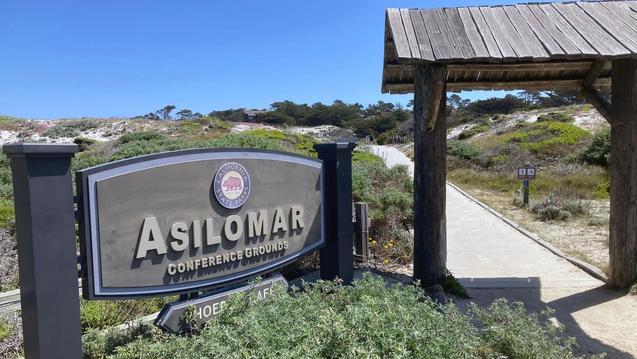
<box><xmin>413</xmin><ymin>63</ymin><xmax>447</xmax><ymax>288</ymax></box>
<box><xmin>580</xmin><ymin>60</ymin><xmax>611</xmax><ymax>122</ymax></box>
<box><xmin>582</xmin><ymin>87</ymin><xmax>611</xmax><ymax>122</ymax></box>
<box><xmin>609</xmin><ymin>58</ymin><xmax>637</xmax><ymax>288</ymax></box>
<box><xmin>385</xmin><ymin>61</ymin><xmax>603</xmax><ymax>72</ymax></box>
<box><xmin>385</xmin><ymin>78</ymin><xmax>611</xmax><ymax>92</ymax></box>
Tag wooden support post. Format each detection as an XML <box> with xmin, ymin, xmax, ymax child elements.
<box><xmin>609</xmin><ymin>59</ymin><xmax>637</xmax><ymax>288</ymax></box>
<box><xmin>413</xmin><ymin>63</ymin><xmax>448</xmax><ymax>287</ymax></box>
<box><xmin>353</xmin><ymin>202</ymin><xmax>369</xmax><ymax>262</ymax></box>
<box><xmin>581</xmin><ymin>60</ymin><xmax>611</xmax><ymax>122</ymax></box>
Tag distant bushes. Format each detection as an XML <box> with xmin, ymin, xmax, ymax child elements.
<box><xmin>352</xmin><ymin>152</ymin><xmax>413</xmax><ymax>264</ymax></box>
<box><xmin>579</xmin><ymin>128</ymin><xmax>611</xmax><ymax>168</ymax></box>
<box><xmin>537</xmin><ymin>112</ymin><xmax>574</xmax><ymax>123</ymax></box>
<box><xmin>44</xmin><ymin>119</ymin><xmax>100</xmax><ymax>138</ymax></box>
<box><xmin>529</xmin><ymin>189</ymin><xmax>590</xmax><ymax>221</ymax></box>
<box><xmin>447</xmin><ymin>140</ymin><xmax>483</xmax><ymax>162</ymax></box>
<box><xmin>502</xmin><ymin>121</ymin><xmax>590</xmax><ymax>155</ymax></box>
<box><xmin>82</xmin><ymin>274</ymin><xmax>586</xmax><ymax>359</ymax></box>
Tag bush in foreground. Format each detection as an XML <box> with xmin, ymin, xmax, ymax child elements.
<box><xmin>84</xmin><ymin>274</ymin><xmax>590</xmax><ymax>359</ymax></box>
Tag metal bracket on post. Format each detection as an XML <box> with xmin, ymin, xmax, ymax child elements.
<box><xmin>3</xmin><ymin>143</ymin><xmax>82</xmax><ymax>359</ymax></box>
<box><xmin>314</xmin><ymin>141</ymin><xmax>356</xmax><ymax>284</ymax></box>
<box><xmin>353</xmin><ymin>202</ymin><xmax>370</xmax><ymax>262</ymax></box>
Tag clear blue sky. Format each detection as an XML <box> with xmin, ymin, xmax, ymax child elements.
<box><xmin>1</xmin><ymin>0</ymin><xmax>525</xmax><ymax>119</ymax></box>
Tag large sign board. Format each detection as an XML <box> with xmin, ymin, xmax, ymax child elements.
<box><xmin>155</xmin><ymin>275</ymin><xmax>288</xmax><ymax>334</ymax></box>
<box><xmin>77</xmin><ymin>149</ymin><xmax>324</xmax><ymax>299</ymax></box>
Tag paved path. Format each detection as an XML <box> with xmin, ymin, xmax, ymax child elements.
<box><xmin>367</xmin><ymin>144</ymin><xmax>637</xmax><ymax>358</ymax></box>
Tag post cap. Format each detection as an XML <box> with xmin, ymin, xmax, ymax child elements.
<box><xmin>3</xmin><ymin>143</ymin><xmax>79</xmax><ymax>158</ymax></box>
<box><xmin>313</xmin><ymin>141</ymin><xmax>357</xmax><ymax>152</ymax></box>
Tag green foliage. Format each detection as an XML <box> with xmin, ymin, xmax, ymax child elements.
<box><xmin>73</xmin><ymin>137</ymin><xmax>97</xmax><ymax>152</ymax></box>
<box><xmin>80</xmin><ymin>297</ymin><xmax>170</xmax><ymax>332</ymax></box>
<box><xmin>0</xmin><ymin>200</ymin><xmax>15</xmax><ymax>229</ymax></box>
<box><xmin>447</xmin><ymin>140</ymin><xmax>483</xmax><ymax>162</ymax></box>
<box><xmin>460</xmin><ymin>94</ymin><xmax>529</xmax><ymax>115</ymax></box>
<box><xmin>530</xmin><ymin>189</ymin><xmax>590</xmax><ymax>222</ymax></box>
<box><xmin>0</xmin><ymin>154</ymin><xmax>13</xmax><ymax>199</ymax></box>
<box><xmin>118</xmin><ymin>131</ymin><xmax>166</xmax><ymax>144</ymax></box>
<box><xmin>537</xmin><ymin>112</ymin><xmax>575</xmax><ymax>123</ymax></box>
<box><xmin>178</xmin><ymin>116</ymin><xmax>231</xmax><ymax>135</ymax></box>
<box><xmin>352</xmin><ymin>156</ymin><xmax>413</xmax><ymax>264</ymax></box>
<box><xmin>92</xmin><ymin>274</ymin><xmax>585</xmax><ymax>359</ymax></box>
<box><xmin>441</xmin><ymin>269</ymin><xmax>470</xmax><ymax>299</ymax></box>
<box><xmin>44</xmin><ymin>119</ymin><xmax>100</xmax><ymax>138</ymax></box>
<box><xmin>579</xmin><ymin>128</ymin><xmax>611</xmax><ymax>167</ymax></box>
<box><xmin>458</xmin><ymin>123</ymin><xmax>490</xmax><ymax>140</ymax></box>
<box><xmin>469</xmin><ymin>299</ymin><xmax>584</xmax><ymax>359</ymax></box>
<box><xmin>502</xmin><ymin>121</ymin><xmax>590</xmax><ymax>155</ymax></box>
<box><xmin>0</xmin><ymin>319</ymin><xmax>12</xmax><ymax>341</ymax></box>
<box><xmin>82</xmin><ymin>323</ymin><xmax>160</xmax><ymax>359</ymax></box>
<box><xmin>352</xmin><ymin>151</ymin><xmax>384</xmax><ymax>166</ymax></box>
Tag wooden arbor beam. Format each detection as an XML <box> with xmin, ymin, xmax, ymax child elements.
<box><xmin>581</xmin><ymin>60</ymin><xmax>611</xmax><ymax>122</ymax></box>
<box><xmin>413</xmin><ymin>63</ymin><xmax>447</xmax><ymax>287</ymax></box>
<box><xmin>609</xmin><ymin>58</ymin><xmax>637</xmax><ymax>288</ymax></box>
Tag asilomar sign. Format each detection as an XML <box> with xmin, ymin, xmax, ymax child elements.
<box><xmin>77</xmin><ymin>149</ymin><xmax>324</xmax><ymax>299</ymax></box>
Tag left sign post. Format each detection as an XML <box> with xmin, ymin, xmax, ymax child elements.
<box><xmin>3</xmin><ymin>143</ymin><xmax>82</xmax><ymax>359</ymax></box>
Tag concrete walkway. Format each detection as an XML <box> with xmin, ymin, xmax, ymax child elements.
<box><xmin>367</xmin><ymin>145</ymin><xmax>637</xmax><ymax>358</ymax></box>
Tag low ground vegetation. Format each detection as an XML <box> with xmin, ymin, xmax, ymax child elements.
<box><xmin>81</xmin><ymin>274</ymin><xmax>592</xmax><ymax>359</ymax></box>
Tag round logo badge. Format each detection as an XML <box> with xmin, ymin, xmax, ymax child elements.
<box><xmin>213</xmin><ymin>162</ymin><xmax>251</xmax><ymax>209</ymax></box>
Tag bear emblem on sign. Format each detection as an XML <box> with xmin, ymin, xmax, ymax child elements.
<box><xmin>214</xmin><ymin>162</ymin><xmax>251</xmax><ymax>209</ymax></box>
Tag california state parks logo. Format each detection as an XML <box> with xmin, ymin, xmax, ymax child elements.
<box><xmin>213</xmin><ymin>162</ymin><xmax>251</xmax><ymax>209</ymax></box>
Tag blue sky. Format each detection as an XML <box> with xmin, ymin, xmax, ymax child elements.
<box><xmin>1</xmin><ymin>0</ymin><xmax>524</xmax><ymax>119</ymax></box>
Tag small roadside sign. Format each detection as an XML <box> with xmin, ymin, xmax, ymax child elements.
<box><xmin>517</xmin><ymin>166</ymin><xmax>536</xmax><ymax>180</ymax></box>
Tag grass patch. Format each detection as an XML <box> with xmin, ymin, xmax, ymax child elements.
<box><xmin>80</xmin><ymin>297</ymin><xmax>172</xmax><ymax>332</ymax></box>
<box><xmin>501</xmin><ymin>121</ymin><xmax>590</xmax><ymax>156</ymax></box>
<box><xmin>0</xmin><ymin>200</ymin><xmax>14</xmax><ymax>229</ymax></box>
<box><xmin>458</xmin><ymin>123</ymin><xmax>490</xmax><ymax>140</ymax></box>
<box><xmin>0</xmin><ymin>319</ymin><xmax>12</xmax><ymax>341</ymax></box>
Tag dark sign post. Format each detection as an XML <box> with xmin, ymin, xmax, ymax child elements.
<box><xmin>315</xmin><ymin>142</ymin><xmax>356</xmax><ymax>284</ymax></box>
<box><xmin>517</xmin><ymin>165</ymin><xmax>536</xmax><ymax>206</ymax></box>
<box><xmin>3</xmin><ymin>144</ymin><xmax>82</xmax><ymax>359</ymax></box>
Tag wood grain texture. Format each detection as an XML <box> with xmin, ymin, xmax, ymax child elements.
<box><xmin>479</xmin><ymin>6</ymin><xmax>517</xmax><ymax>61</ymax></box>
<box><xmin>503</xmin><ymin>6</ymin><xmax>550</xmax><ymax>60</ymax></box>
<box><xmin>468</xmin><ymin>7</ymin><xmax>503</xmax><ymax>59</ymax></box>
<box><xmin>413</xmin><ymin>63</ymin><xmax>447</xmax><ymax>287</ymax></box>
<box><xmin>400</xmin><ymin>9</ymin><xmax>421</xmax><ymax>60</ymax></box>
<box><xmin>409</xmin><ymin>10</ymin><xmax>435</xmax><ymax>61</ymax></box>
<box><xmin>492</xmin><ymin>6</ymin><xmax>534</xmax><ymax>60</ymax></box>
<box><xmin>457</xmin><ymin>7</ymin><xmax>491</xmax><ymax>61</ymax></box>
<box><xmin>537</xmin><ymin>3</ymin><xmax>598</xmax><ymax>57</ymax></box>
<box><xmin>386</xmin><ymin>9</ymin><xmax>411</xmax><ymax>59</ymax></box>
<box><xmin>579</xmin><ymin>2</ymin><xmax>637</xmax><ymax>53</ymax></box>
<box><xmin>553</xmin><ymin>3</ymin><xmax>629</xmax><ymax>57</ymax></box>
<box><xmin>602</xmin><ymin>2</ymin><xmax>637</xmax><ymax>34</ymax></box>
<box><xmin>515</xmin><ymin>5</ymin><xmax>566</xmax><ymax>58</ymax></box>
<box><xmin>609</xmin><ymin>58</ymin><xmax>637</xmax><ymax>288</ymax></box>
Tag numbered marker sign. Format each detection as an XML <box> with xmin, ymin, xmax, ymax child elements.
<box><xmin>517</xmin><ymin>166</ymin><xmax>536</xmax><ymax>180</ymax></box>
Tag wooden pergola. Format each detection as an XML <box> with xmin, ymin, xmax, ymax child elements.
<box><xmin>382</xmin><ymin>1</ymin><xmax>637</xmax><ymax>288</ymax></box>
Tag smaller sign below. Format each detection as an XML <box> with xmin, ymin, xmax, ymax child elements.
<box><xmin>155</xmin><ymin>275</ymin><xmax>288</xmax><ymax>334</ymax></box>
<box><xmin>517</xmin><ymin>166</ymin><xmax>536</xmax><ymax>180</ymax></box>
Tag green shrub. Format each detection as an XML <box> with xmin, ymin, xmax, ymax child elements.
<box><xmin>530</xmin><ymin>190</ymin><xmax>590</xmax><ymax>221</ymax></box>
<box><xmin>447</xmin><ymin>140</ymin><xmax>483</xmax><ymax>162</ymax></box>
<box><xmin>502</xmin><ymin>121</ymin><xmax>590</xmax><ymax>155</ymax></box>
<box><xmin>44</xmin><ymin>119</ymin><xmax>100</xmax><ymax>138</ymax></box>
<box><xmin>0</xmin><ymin>200</ymin><xmax>14</xmax><ymax>229</ymax></box>
<box><xmin>73</xmin><ymin>137</ymin><xmax>97</xmax><ymax>152</ymax></box>
<box><xmin>352</xmin><ymin>159</ymin><xmax>413</xmax><ymax>264</ymax></box>
<box><xmin>537</xmin><ymin>112</ymin><xmax>575</xmax><ymax>123</ymax></box>
<box><xmin>352</xmin><ymin>150</ymin><xmax>384</xmax><ymax>166</ymax></box>
<box><xmin>82</xmin><ymin>323</ymin><xmax>159</xmax><ymax>359</ymax></box>
<box><xmin>0</xmin><ymin>318</ymin><xmax>11</xmax><ymax>341</ymax></box>
<box><xmin>458</xmin><ymin>123</ymin><xmax>490</xmax><ymax>140</ymax></box>
<box><xmin>579</xmin><ymin>128</ymin><xmax>610</xmax><ymax>167</ymax></box>
<box><xmin>96</xmin><ymin>274</ymin><xmax>586</xmax><ymax>359</ymax></box>
<box><xmin>119</xmin><ymin>132</ymin><xmax>166</xmax><ymax>144</ymax></box>
<box><xmin>469</xmin><ymin>299</ymin><xmax>583</xmax><ymax>359</ymax></box>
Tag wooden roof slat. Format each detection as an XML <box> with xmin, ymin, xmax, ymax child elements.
<box><xmin>431</xmin><ymin>8</ymin><xmax>465</xmax><ymax>61</ymax></box>
<box><xmin>536</xmin><ymin>4</ymin><xmax>597</xmax><ymax>56</ymax></box>
<box><xmin>467</xmin><ymin>7</ymin><xmax>503</xmax><ymax>59</ymax></box>
<box><xmin>477</xmin><ymin>7</ymin><xmax>517</xmax><ymax>60</ymax></box>
<box><xmin>552</xmin><ymin>3</ymin><xmax>629</xmax><ymax>57</ymax></box>
<box><xmin>386</xmin><ymin>9</ymin><xmax>412</xmax><ymax>59</ymax></box>
<box><xmin>408</xmin><ymin>10</ymin><xmax>435</xmax><ymax>62</ymax></box>
<box><xmin>492</xmin><ymin>6</ymin><xmax>536</xmax><ymax>60</ymax></box>
<box><xmin>579</xmin><ymin>2</ymin><xmax>637</xmax><ymax>53</ymax></box>
<box><xmin>526</xmin><ymin>4</ymin><xmax>583</xmax><ymax>58</ymax></box>
<box><xmin>443</xmin><ymin>8</ymin><xmax>477</xmax><ymax>61</ymax></box>
<box><xmin>457</xmin><ymin>7</ymin><xmax>492</xmax><ymax>61</ymax></box>
<box><xmin>422</xmin><ymin>10</ymin><xmax>453</xmax><ymax>61</ymax></box>
<box><xmin>399</xmin><ymin>9</ymin><xmax>422</xmax><ymax>60</ymax></box>
<box><xmin>514</xmin><ymin>5</ymin><xmax>566</xmax><ymax>58</ymax></box>
<box><xmin>502</xmin><ymin>6</ymin><xmax>550</xmax><ymax>61</ymax></box>
<box><xmin>602</xmin><ymin>2</ymin><xmax>637</xmax><ymax>34</ymax></box>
